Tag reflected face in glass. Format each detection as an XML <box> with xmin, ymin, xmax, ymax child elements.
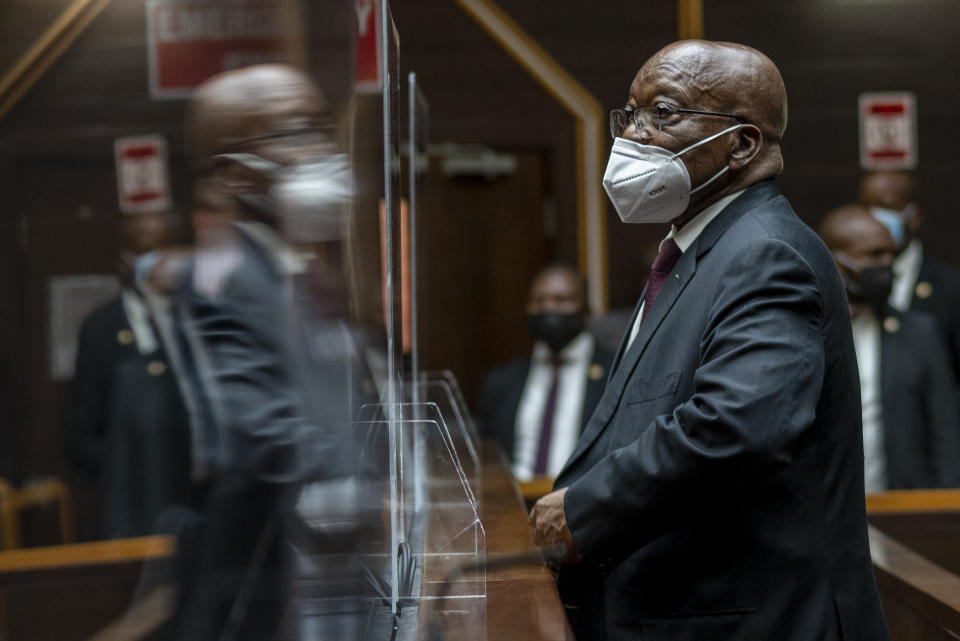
<box><xmin>121</xmin><ymin>210</ymin><xmax>169</xmax><ymax>256</ymax></box>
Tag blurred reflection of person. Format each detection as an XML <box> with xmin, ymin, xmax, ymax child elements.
<box><xmin>479</xmin><ymin>264</ymin><xmax>613</xmax><ymax>481</ymax></box>
<box><xmin>174</xmin><ymin>64</ymin><xmax>364</xmax><ymax>641</ymax></box>
<box><xmin>69</xmin><ymin>209</ymin><xmax>198</xmax><ymax>540</ymax></box>
<box><xmin>820</xmin><ymin>204</ymin><xmax>960</xmax><ymax>490</ymax></box>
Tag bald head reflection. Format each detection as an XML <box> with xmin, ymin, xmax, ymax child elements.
<box><xmin>188</xmin><ymin>64</ymin><xmax>329</xmax><ymax>168</ymax></box>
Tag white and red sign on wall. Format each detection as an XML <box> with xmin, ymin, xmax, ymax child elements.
<box><xmin>114</xmin><ymin>135</ymin><xmax>171</xmax><ymax>214</ymax></box>
<box><xmin>355</xmin><ymin>0</ymin><xmax>381</xmax><ymax>91</ymax></box>
<box><xmin>859</xmin><ymin>92</ymin><xmax>918</xmax><ymax>170</ymax></box>
<box><xmin>147</xmin><ymin>0</ymin><xmax>283</xmax><ymax>99</ymax></box>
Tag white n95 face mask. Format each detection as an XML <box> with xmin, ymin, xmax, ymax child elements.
<box><xmin>602</xmin><ymin>123</ymin><xmax>745</xmax><ymax>224</ymax></box>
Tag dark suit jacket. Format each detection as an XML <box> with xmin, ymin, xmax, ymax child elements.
<box><xmin>554</xmin><ymin>181</ymin><xmax>889</xmax><ymax>641</ymax></box>
<box><xmin>910</xmin><ymin>252</ymin><xmax>960</xmax><ymax>379</ymax></box>
<box><xmin>879</xmin><ymin>307</ymin><xmax>960</xmax><ymax>489</ymax></box>
<box><xmin>478</xmin><ymin>336</ymin><xmax>613</xmax><ymax>463</ymax></box>
<box><xmin>175</xmin><ymin>224</ymin><xmax>365</xmax><ymax>641</ymax></box>
<box><xmin>69</xmin><ymin>295</ymin><xmax>195</xmax><ymax>540</ymax></box>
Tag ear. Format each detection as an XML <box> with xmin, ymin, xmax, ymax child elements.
<box><xmin>728</xmin><ymin>124</ymin><xmax>763</xmax><ymax>171</ymax></box>
<box><xmin>905</xmin><ymin>208</ymin><xmax>923</xmax><ymax>235</ymax></box>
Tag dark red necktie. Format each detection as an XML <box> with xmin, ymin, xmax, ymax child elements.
<box><xmin>534</xmin><ymin>354</ymin><xmax>563</xmax><ymax>475</ymax></box>
<box><xmin>642</xmin><ymin>238</ymin><xmax>682</xmax><ymax>322</ymax></box>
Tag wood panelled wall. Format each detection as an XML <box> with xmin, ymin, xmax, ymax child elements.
<box><xmin>0</xmin><ymin>0</ymin><xmax>959</xmax><ymax>483</ymax></box>
<box><xmin>705</xmin><ymin>0</ymin><xmax>960</xmax><ymax>256</ymax></box>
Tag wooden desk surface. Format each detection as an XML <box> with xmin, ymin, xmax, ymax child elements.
<box><xmin>0</xmin><ymin>446</ymin><xmax>572</xmax><ymax>641</ymax></box>
<box><xmin>478</xmin><ymin>441</ymin><xmax>575</xmax><ymax>641</ymax></box>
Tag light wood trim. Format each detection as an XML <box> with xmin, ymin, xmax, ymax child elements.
<box><xmin>677</xmin><ymin>0</ymin><xmax>704</xmax><ymax>40</ymax></box>
<box><xmin>0</xmin><ymin>479</ymin><xmax>16</xmax><ymax>550</ymax></box>
<box><xmin>454</xmin><ymin>0</ymin><xmax>609</xmax><ymax>312</ymax></box>
<box><xmin>279</xmin><ymin>0</ymin><xmax>307</xmax><ymax>70</ymax></box>
<box><xmin>869</xmin><ymin>524</ymin><xmax>960</xmax><ymax>628</ymax></box>
<box><xmin>0</xmin><ymin>0</ymin><xmax>116</xmax><ymax>120</ymax></box>
<box><xmin>517</xmin><ymin>477</ymin><xmax>554</xmax><ymax>504</ymax></box>
<box><xmin>866</xmin><ymin>489</ymin><xmax>960</xmax><ymax>514</ymax></box>
<box><xmin>14</xmin><ymin>479</ymin><xmax>76</xmax><ymax>544</ymax></box>
<box><xmin>0</xmin><ymin>535</ymin><xmax>174</xmax><ymax>573</ymax></box>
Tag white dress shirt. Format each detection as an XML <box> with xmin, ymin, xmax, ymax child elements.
<box><xmin>120</xmin><ymin>288</ymin><xmax>159</xmax><ymax>355</ymax></box>
<box><xmin>512</xmin><ymin>332</ymin><xmax>594</xmax><ymax>480</ymax></box>
<box><xmin>889</xmin><ymin>239</ymin><xmax>923</xmax><ymax>312</ymax></box>
<box><xmin>626</xmin><ymin>189</ymin><xmax>746</xmax><ymax>349</ymax></box>
<box><xmin>851</xmin><ymin>309</ymin><xmax>887</xmax><ymax>493</ymax></box>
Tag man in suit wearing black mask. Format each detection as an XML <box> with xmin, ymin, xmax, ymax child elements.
<box><xmin>821</xmin><ymin>204</ymin><xmax>960</xmax><ymax>491</ymax></box>
<box><xmin>860</xmin><ymin>170</ymin><xmax>960</xmax><ymax>384</ymax></box>
<box><xmin>479</xmin><ymin>264</ymin><xmax>613</xmax><ymax>481</ymax></box>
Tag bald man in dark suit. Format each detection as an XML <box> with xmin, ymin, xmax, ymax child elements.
<box><xmin>529</xmin><ymin>41</ymin><xmax>889</xmax><ymax>641</ymax></box>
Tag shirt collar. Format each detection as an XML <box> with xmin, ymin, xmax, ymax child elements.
<box><xmin>893</xmin><ymin>238</ymin><xmax>922</xmax><ymax>276</ymax></box>
<box><xmin>664</xmin><ymin>188</ymin><xmax>747</xmax><ymax>253</ymax></box>
<box><xmin>532</xmin><ymin>331</ymin><xmax>592</xmax><ymax>363</ymax></box>
<box><xmin>235</xmin><ymin>220</ymin><xmax>308</xmax><ymax>274</ymax></box>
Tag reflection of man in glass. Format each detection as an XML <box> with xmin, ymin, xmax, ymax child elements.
<box><xmin>175</xmin><ymin>65</ymin><xmax>359</xmax><ymax>641</ymax></box>
<box><xmin>70</xmin><ymin>209</ymin><xmax>196</xmax><ymax>541</ymax></box>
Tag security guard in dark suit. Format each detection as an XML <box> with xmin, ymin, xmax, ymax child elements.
<box><xmin>69</xmin><ymin>210</ymin><xmax>196</xmax><ymax>540</ymax></box>
<box><xmin>479</xmin><ymin>264</ymin><xmax>613</xmax><ymax>480</ymax></box>
<box><xmin>860</xmin><ymin>169</ymin><xmax>960</xmax><ymax>380</ymax></box>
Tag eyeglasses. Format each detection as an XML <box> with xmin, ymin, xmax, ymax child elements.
<box><xmin>219</xmin><ymin>125</ymin><xmax>336</xmax><ymax>154</ymax></box>
<box><xmin>609</xmin><ymin>105</ymin><xmax>747</xmax><ymax>138</ymax></box>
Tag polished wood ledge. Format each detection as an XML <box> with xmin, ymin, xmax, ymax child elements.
<box><xmin>0</xmin><ymin>445</ymin><xmax>572</xmax><ymax>641</ymax></box>
<box><xmin>478</xmin><ymin>441</ymin><xmax>575</xmax><ymax>641</ymax></box>
<box><xmin>867</xmin><ymin>490</ymin><xmax>960</xmax><ymax>640</ymax></box>
<box><xmin>869</xmin><ymin>525</ymin><xmax>960</xmax><ymax>640</ymax></box>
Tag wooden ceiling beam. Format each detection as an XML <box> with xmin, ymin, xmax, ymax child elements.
<box><xmin>454</xmin><ymin>0</ymin><xmax>609</xmax><ymax>312</ymax></box>
<box><xmin>677</xmin><ymin>0</ymin><xmax>705</xmax><ymax>40</ymax></box>
<box><xmin>0</xmin><ymin>0</ymin><xmax>115</xmax><ymax>121</ymax></box>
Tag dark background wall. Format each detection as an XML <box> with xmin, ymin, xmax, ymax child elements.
<box><xmin>704</xmin><ymin>0</ymin><xmax>960</xmax><ymax>252</ymax></box>
<box><xmin>0</xmin><ymin>0</ymin><xmax>958</xmax><ymax>489</ymax></box>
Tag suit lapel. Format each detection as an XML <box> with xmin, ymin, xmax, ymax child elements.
<box><xmin>581</xmin><ymin>349</ymin><xmax>607</xmax><ymax>433</ymax></box>
<box><xmin>608</xmin><ymin>286</ymin><xmax>647</xmax><ymax>379</ymax></box>
<box><xmin>557</xmin><ymin>180</ymin><xmax>783</xmax><ymax>480</ymax></box>
<box><xmin>560</xmin><ymin>252</ymin><xmax>697</xmax><ymax>471</ymax></box>
<box><xmin>878</xmin><ymin>308</ymin><xmax>905</xmax><ymax>476</ymax></box>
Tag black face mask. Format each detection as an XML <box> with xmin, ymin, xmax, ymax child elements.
<box><xmin>842</xmin><ymin>264</ymin><xmax>893</xmax><ymax>306</ymax></box>
<box><xmin>528</xmin><ymin>312</ymin><xmax>584</xmax><ymax>353</ymax></box>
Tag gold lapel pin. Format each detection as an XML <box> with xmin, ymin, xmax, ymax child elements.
<box><xmin>147</xmin><ymin>360</ymin><xmax>167</xmax><ymax>376</ymax></box>
<box><xmin>588</xmin><ymin>364</ymin><xmax>604</xmax><ymax>380</ymax></box>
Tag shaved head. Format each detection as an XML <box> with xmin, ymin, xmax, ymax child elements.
<box><xmin>819</xmin><ymin>202</ymin><xmax>897</xmax><ymax>266</ymax></box>
<box><xmin>859</xmin><ymin>170</ymin><xmax>915</xmax><ymax>211</ymax></box>
<box><xmin>819</xmin><ymin>204</ymin><xmax>877</xmax><ymax>252</ymax></box>
<box><xmin>640</xmin><ymin>40</ymin><xmax>787</xmax><ymax>143</ymax></box>
<box><xmin>527</xmin><ymin>264</ymin><xmax>588</xmax><ymax>312</ymax></box>
<box><xmin>624</xmin><ymin>40</ymin><xmax>789</xmax><ymax>222</ymax></box>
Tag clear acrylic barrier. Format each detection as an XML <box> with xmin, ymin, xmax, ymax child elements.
<box><xmin>354</xmin><ymin>404</ymin><xmax>486</xmax><ymax>640</ymax></box>
<box><xmin>405</xmin><ymin>372</ymin><xmax>482</xmax><ymax>492</ymax></box>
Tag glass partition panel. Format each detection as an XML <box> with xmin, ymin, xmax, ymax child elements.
<box><xmin>353</xmin><ymin>410</ymin><xmax>486</xmax><ymax>641</ymax></box>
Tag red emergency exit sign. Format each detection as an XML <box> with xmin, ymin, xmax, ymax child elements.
<box><xmin>859</xmin><ymin>92</ymin><xmax>918</xmax><ymax>170</ymax></box>
<box><xmin>147</xmin><ymin>0</ymin><xmax>283</xmax><ymax>99</ymax></box>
